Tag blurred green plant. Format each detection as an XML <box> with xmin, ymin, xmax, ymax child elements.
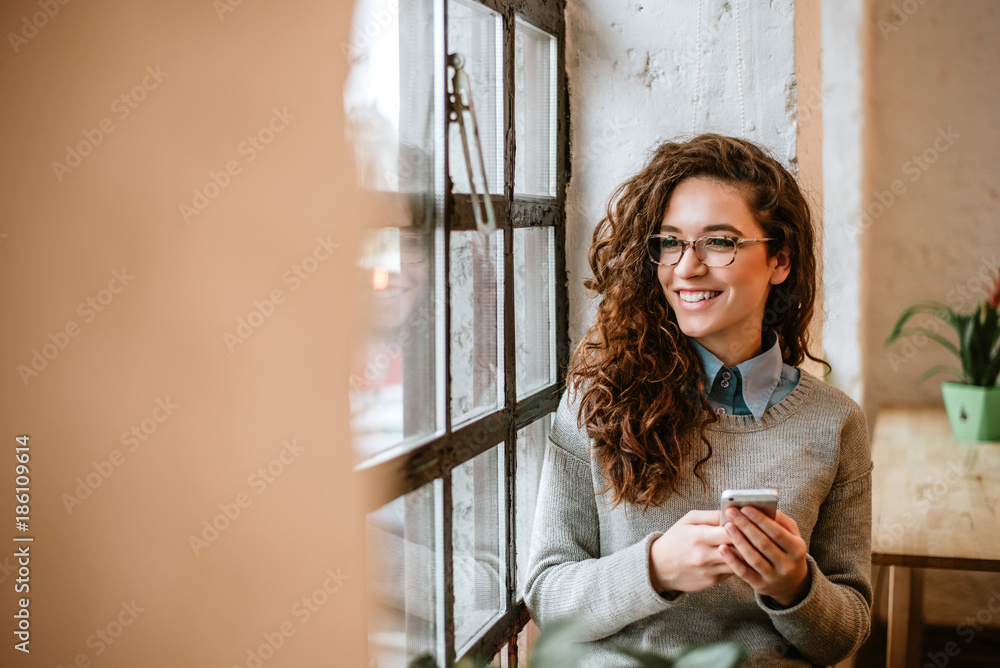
<box><xmin>885</xmin><ymin>288</ymin><xmax>1000</xmax><ymax>387</ymax></box>
<box><xmin>406</xmin><ymin>616</ymin><xmax>746</xmax><ymax>668</ymax></box>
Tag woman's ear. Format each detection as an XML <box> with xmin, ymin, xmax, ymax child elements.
<box><xmin>769</xmin><ymin>245</ymin><xmax>793</xmax><ymax>285</ymax></box>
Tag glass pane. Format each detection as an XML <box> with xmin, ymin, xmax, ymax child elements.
<box><xmin>453</xmin><ymin>444</ymin><xmax>506</xmax><ymax>653</ymax></box>
<box><xmin>344</xmin><ymin>0</ymin><xmax>435</xmax><ymax>193</ymax></box>
<box><xmin>350</xmin><ymin>225</ymin><xmax>439</xmax><ymax>460</ymax></box>
<box><xmin>367</xmin><ymin>481</ymin><xmax>442</xmax><ymax>668</ymax></box>
<box><xmin>514</xmin><ymin>19</ymin><xmax>557</xmax><ymax>196</ymax></box>
<box><xmin>346</xmin><ymin>0</ymin><xmax>441</xmax><ymax>462</ymax></box>
<box><xmin>516</xmin><ymin>416</ymin><xmax>550</xmax><ymax>599</ymax></box>
<box><xmin>448</xmin><ymin>0</ymin><xmax>503</xmax><ymax>195</ymax></box>
<box><xmin>514</xmin><ymin>227</ymin><xmax>556</xmax><ymax>400</ymax></box>
<box><xmin>450</xmin><ymin>229</ymin><xmax>503</xmax><ymax>425</ymax></box>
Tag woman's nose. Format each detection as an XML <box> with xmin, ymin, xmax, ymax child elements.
<box><xmin>672</xmin><ymin>245</ymin><xmax>708</xmax><ymax>278</ymax></box>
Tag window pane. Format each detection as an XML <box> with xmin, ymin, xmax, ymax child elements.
<box><xmin>453</xmin><ymin>443</ymin><xmax>506</xmax><ymax>653</ymax></box>
<box><xmin>350</xmin><ymin>225</ymin><xmax>439</xmax><ymax>460</ymax></box>
<box><xmin>448</xmin><ymin>0</ymin><xmax>503</xmax><ymax>195</ymax></box>
<box><xmin>346</xmin><ymin>0</ymin><xmax>441</xmax><ymax>462</ymax></box>
<box><xmin>450</xmin><ymin>229</ymin><xmax>503</xmax><ymax>425</ymax></box>
<box><xmin>344</xmin><ymin>0</ymin><xmax>435</xmax><ymax>193</ymax></box>
<box><xmin>514</xmin><ymin>227</ymin><xmax>556</xmax><ymax>399</ymax></box>
<box><xmin>516</xmin><ymin>416</ymin><xmax>550</xmax><ymax>599</ymax></box>
<box><xmin>367</xmin><ymin>481</ymin><xmax>442</xmax><ymax>668</ymax></box>
<box><xmin>514</xmin><ymin>19</ymin><xmax>557</xmax><ymax>197</ymax></box>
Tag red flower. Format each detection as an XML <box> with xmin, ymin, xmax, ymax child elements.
<box><xmin>990</xmin><ymin>269</ymin><xmax>1000</xmax><ymax>309</ymax></box>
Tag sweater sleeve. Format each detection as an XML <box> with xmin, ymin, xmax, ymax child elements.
<box><xmin>522</xmin><ymin>391</ymin><xmax>683</xmax><ymax>642</ymax></box>
<box><xmin>754</xmin><ymin>401</ymin><xmax>874</xmax><ymax>665</ymax></box>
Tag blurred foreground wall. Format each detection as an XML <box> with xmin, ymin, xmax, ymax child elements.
<box><xmin>0</xmin><ymin>1</ymin><xmax>371</xmax><ymax>666</ymax></box>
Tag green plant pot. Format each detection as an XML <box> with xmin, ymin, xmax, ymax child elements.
<box><xmin>941</xmin><ymin>382</ymin><xmax>1000</xmax><ymax>443</ymax></box>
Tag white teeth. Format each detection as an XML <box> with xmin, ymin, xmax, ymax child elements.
<box><xmin>678</xmin><ymin>290</ymin><xmax>721</xmax><ymax>303</ymax></box>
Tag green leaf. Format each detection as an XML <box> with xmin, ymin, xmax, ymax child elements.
<box><xmin>914</xmin><ymin>365</ymin><xmax>963</xmax><ymax>385</ymax></box>
<box><xmin>982</xmin><ymin>334</ymin><xmax>1000</xmax><ymax>386</ymax></box>
<box><xmin>957</xmin><ymin>314</ymin><xmax>976</xmax><ymax>383</ymax></box>
<box><xmin>884</xmin><ymin>301</ymin><xmax>958</xmax><ymax>346</ymax></box>
<box><xmin>674</xmin><ymin>643</ymin><xmax>747</xmax><ymax>668</ymax></box>
<box><xmin>530</xmin><ymin>617</ymin><xmax>590</xmax><ymax>668</ymax></box>
<box><xmin>893</xmin><ymin>327</ymin><xmax>960</xmax><ymax>359</ymax></box>
<box><xmin>455</xmin><ymin>657</ymin><xmax>491</xmax><ymax>668</ymax></box>
<box><xmin>612</xmin><ymin>646</ymin><xmax>675</xmax><ymax>668</ymax></box>
<box><xmin>408</xmin><ymin>653</ymin><xmax>439</xmax><ymax>668</ymax></box>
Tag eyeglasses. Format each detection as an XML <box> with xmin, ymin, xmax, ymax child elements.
<box><xmin>646</xmin><ymin>234</ymin><xmax>775</xmax><ymax>267</ymax></box>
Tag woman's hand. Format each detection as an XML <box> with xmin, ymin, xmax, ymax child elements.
<box><xmin>649</xmin><ymin>510</ymin><xmax>735</xmax><ymax>594</ymax></box>
<box><xmin>718</xmin><ymin>507</ymin><xmax>811</xmax><ymax>607</ymax></box>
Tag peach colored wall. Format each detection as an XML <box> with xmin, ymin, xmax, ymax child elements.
<box><xmin>0</xmin><ymin>1</ymin><xmax>371</xmax><ymax>666</ymax></box>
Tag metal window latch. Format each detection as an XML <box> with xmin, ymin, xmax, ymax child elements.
<box><xmin>447</xmin><ymin>52</ymin><xmax>496</xmax><ymax>235</ymax></box>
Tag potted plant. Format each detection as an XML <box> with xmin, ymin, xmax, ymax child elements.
<box><xmin>885</xmin><ymin>270</ymin><xmax>1000</xmax><ymax>443</ymax></box>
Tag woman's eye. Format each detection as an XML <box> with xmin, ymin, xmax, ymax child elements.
<box><xmin>661</xmin><ymin>237</ymin><xmax>681</xmax><ymax>249</ymax></box>
<box><xmin>705</xmin><ymin>237</ymin><xmax>733</xmax><ymax>249</ymax></box>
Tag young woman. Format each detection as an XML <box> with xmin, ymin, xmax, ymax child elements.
<box><xmin>523</xmin><ymin>134</ymin><xmax>873</xmax><ymax>667</ymax></box>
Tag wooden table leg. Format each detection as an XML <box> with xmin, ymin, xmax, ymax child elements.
<box><xmin>886</xmin><ymin>565</ymin><xmax>924</xmax><ymax>668</ymax></box>
<box><xmin>906</xmin><ymin>569</ymin><xmax>924</xmax><ymax>666</ymax></box>
<box><xmin>886</xmin><ymin>565</ymin><xmax>910</xmax><ymax>668</ymax></box>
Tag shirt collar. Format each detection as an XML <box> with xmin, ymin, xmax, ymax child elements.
<box><xmin>689</xmin><ymin>329</ymin><xmax>785</xmax><ymax>422</ymax></box>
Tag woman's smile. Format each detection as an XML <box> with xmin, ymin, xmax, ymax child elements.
<box><xmin>658</xmin><ymin>177</ymin><xmax>791</xmax><ymax>365</ymax></box>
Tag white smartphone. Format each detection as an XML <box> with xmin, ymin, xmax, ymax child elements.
<box><xmin>720</xmin><ymin>489</ymin><xmax>778</xmax><ymax>525</ymax></box>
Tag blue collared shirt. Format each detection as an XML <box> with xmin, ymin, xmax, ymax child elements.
<box><xmin>689</xmin><ymin>328</ymin><xmax>801</xmax><ymax>422</ymax></box>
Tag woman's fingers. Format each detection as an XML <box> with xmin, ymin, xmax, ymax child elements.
<box><xmin>772</xmin><ymin>510</ymin><xmax>801</xmax><ymax>536</ymax></box>
<box><xmin>718</xmin><ymin>545</ymin><xmax>759</xmax><ymax>585</ymax></box>
<box><xmin>680</xmin><ymin>509</ymin><xmax>725</xmax><ymax>526</ymax></box>
<box><xmin>729</xmin><ymin>507</ymin><xmax>798</xmax><ymax>555</ymax></box>
<box><xmin>723</xmin><ymin>521</ymin><xmax>773</xmax><ymax>575</ymax></box>
<box><xmin>724</xmin><ymin>508</ymin><xmax>782</xmax><ymax>561</ymax></box>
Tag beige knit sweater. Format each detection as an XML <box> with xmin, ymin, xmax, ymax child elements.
<box><xmin>523</xmin><ymin>370</ymin><xmax>873</xmax><ymax>667</ymax></box>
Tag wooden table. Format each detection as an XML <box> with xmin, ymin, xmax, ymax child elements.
<box><xmin>870</xmin><ymin>405</ymin><xmax>1000</xmax><ymax>668</ymax></box>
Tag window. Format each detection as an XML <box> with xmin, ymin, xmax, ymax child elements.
<box><xmin>345</xmin><ymin>0</ymin><xmax>567</xmax><ymax>666</ymax></box>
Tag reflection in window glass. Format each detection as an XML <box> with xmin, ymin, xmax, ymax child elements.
<box><xmin>345</xmin><ymin>0</ymin><xmax>440</xmax><ymax>462</ymax></box>
<box><xmin>514</xmin><ymin>227</ymin><xmax>556</xmax><ymax>399</ymax></box>
<box><xmin>366</xmin><ymin>481</ymin><xmax>442</xmax><ymax>668</ymax></box>
<box><xmin>514</xmin><ymin>19</ymin><xmax>557</xmax><ymax>197</ymax></box>
<box><xmin>453</xmin><ymin>444</ymin><xmax>505</xmax><ymax>653</ymax></box>
<box><xmin>516</xmin><ymin>416</ymin><xmax>550</xmax><ymax>599</ymax></box>
<box><xmin>448</xmin><ymin>0</ymin><xmax>504</xmax><ymax>195</ymax></box>
<box><xmin>350</xmin><ymin>225</ymin><xmax>438</xmax><ymax>460</ymax></box>
<box><xmin>451</xmin><ymin>229</ymin><xmax>503</xmax><ymax>425</ymax></box>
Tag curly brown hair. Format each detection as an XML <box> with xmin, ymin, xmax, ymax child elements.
<box><xmin>567</xmin><ymin>133</ymin><xmax>830</xmax><ymax>510</ymax></box>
